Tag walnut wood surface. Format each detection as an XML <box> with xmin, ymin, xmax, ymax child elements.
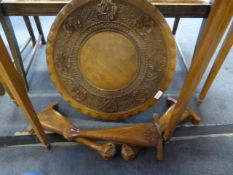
<box><xmin>75</xmin><ymin>116</ymin><xmax>164</xmax><ymax>161</ymax></box>
<box><xmin>80</xmin><ymin>32</ymin><xmax>139</xmax><ymax>91</ymax></box>
<box><xmin>46</xmin><ymin>0</ymin><xmax>176</xmax><ymax>120</ymax></box>
<box><xmin>162</xmin><ymin>0</ymin><xmax>233</xmax><ymax>141</ymax></box>
<box><xmin>36</xmin><ymin>103</ymin><xmax>163</xmax><ymax>160</ymax></box>
<box><xmin>36</xmin><ymin>103</ymin><xmax>164</xmax><ymax>160</ymax></box>
<box><xmin>33</xmin><ymin>99</ymin><xmax>201</xmax><ymax>160</ymax></box>
<box><xmin>36</xmin><ymin>103</ymin><xmax>116</xmax><ymax>160</ymax></box>
<box><xmin>121</xmin><ymin>144</ymin><xmax>141</xmax><ymax>161</ymax></box>
<box><xmin>198</xmin><ymin>22</ymin><xmax>233</xmax><ymax>105</ymax></box>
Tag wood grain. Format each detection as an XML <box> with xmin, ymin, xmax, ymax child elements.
<box><xmin>0</xmin><ymin>35</ymin><xmax>49</xmax><ymax>147</ymax></box>
<box><xmin>162</xmin><ymin>0</ymin><xmax>233</xmax><ymax>141</ymax></box>
<box><xmin>198</xmin><ymin>22</ymin><xmax>233</xmax><ymax>105</ymax></box>
<box><xmin>35</xmin><ymin>103</ymin><xmax>117</xmax><ymax>160</ymax></box>
<box><xmin>46</xmin><ymin>0</ymin><xmax>176</xmax><ymax>120</ymax></box>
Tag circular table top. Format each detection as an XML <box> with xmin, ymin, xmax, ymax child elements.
<box><xmin>47</xmin><ymin>0</ymin><xmax>176</xmax><ymax>120</ymax></box>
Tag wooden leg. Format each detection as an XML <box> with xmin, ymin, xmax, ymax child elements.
<box><xmin>29</xmin><ymin>103</ymin><xmax>117</xmax><ymax>160</ymax></box>
<box><xmin>0</xmin><ymin>36</ymin><xmax>49</xmax><ymax>148</ymax></box>
<box><xmin>121</xmin><ymin>144</ymin><xmax>141</xmax><ymax>161</ymax></box>
<box><xmin>172</xmin><ymin>17</ymin><xmax>180</xmax><ymax>35</ymax></box>
<box><xmin>0</xmin><ymin>75</ymin><xmax>16</xmax><ymax>104</ymax></box>
<box><xmin>0</xmin><ymin>8</ymin><xmax>29</xmax><ymax>90</ymax></box>
<box><xmin>162</xmin><ymin>0</ymin><xmax>233</xmax><ymax>141</ymax></box>
<box><xmin>33</xmin><ymin>16</ymin><xmax>46</xmax><ymax>44</ymax></box>
<box><xmin>197</xmin><ymin>22</ymin><xmax>233</xmax><ymax>105</ymax></box>
<box><xmin>23</xmin><ymin>16</ymin><xmax>36</xmax><ymax>46</ymax></box>
<box><xmin>193</xmin><ymin>18</ymin><xmax>207</xmax><ymax>56</ymax></box>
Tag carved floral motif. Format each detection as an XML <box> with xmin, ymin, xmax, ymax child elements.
<box><xmin>135</xmin><ymin>16</ymin><xmax>155</xmax><ymax>35</ymax></box>
<box><xmin>55</xmin><ymin>52</ymin><xmax>70</xmax><ymax>72</ymax></box>
<box><xmin>63</xmin><ymin>16</ymin><xmax>82</xmax><ymax>34</ymax></box>
<box><xmin>96</xmin><ymin>0</ymin><xmax>118</xmax><ymax>21</ymax></box>
<box><xmin>133</xmin><ymin>88</ymin><xmax>149</xmax><ymax>104</ymax></box>
<box><xmin>72</xmin><ymin>86</ymin><xmax>87</xmax><ymax>101</ymax></box>
<box><xmin>50</xmin><ymin>0</ymin><xmax>173</xmax><ymax>119</ymax></box>
<box><xmin>100</xmin><ymin>99</ymin><xmax>118</xmax><ymax>113</ymax></box>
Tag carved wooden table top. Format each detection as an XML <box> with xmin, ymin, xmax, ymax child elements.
<box><xmin>46</xmin><ymin>0</ymin><xmax>176</xmax><ymax>120</ymax></box>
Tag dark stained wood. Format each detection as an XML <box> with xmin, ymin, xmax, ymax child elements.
<box><xmin>33</xmin><ymin>16</ymin><xmax>46</xmax><ymax>44</ymax></box>
<box><xmin>0</xmin><ymin>83</ymin><xmax>5</xmax><ymax>96</ymax></box>
<box><xmin>1</xmin><ymin>2</ymin><xmax>210</xmax><ymax>17</ymax></box>
<box><xmin>0</xmin><ymin>7</ymin><xmax>29</xmax><ymax>90</ymax></box>
<box><xmin>172</xmin><ymin>17</ymin><xmax>180</xmax><ymax>35</ymax></box>
<box><xmin>23</xmin><ymin>16</ymin><xmax>36</xmax><ymax>46</ymax></box>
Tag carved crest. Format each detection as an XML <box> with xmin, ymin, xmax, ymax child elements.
<box><xmin>72</xmin><ymin>86</ymin><xmax>87</xmax><ymax>101</ymax></box>
<box><xmin>100</xmin><ymin>99</ymin><xmax>118</xmax><ymax>113</ymax></box>
<box><xmin>135</xmin><ymin>16</ymin><xmax>155</xmax><ymax>35</ymax></box>
<box><xmin>55</xmin><ymin>52</ymin><xmax>71</xmax><ymax>72</ymax></box>
<box><xmin>96</xmin><ymin>0</ymin><xmax>118</xmax><ymax>21</ymax></box>
<box><xmin>63</xmin><ymin>16</ymin><xmax>82</xmax><ymax>34</ymax></box>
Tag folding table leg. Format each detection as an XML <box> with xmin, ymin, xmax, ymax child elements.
<box><xmin>23</xmin><ymin>16</ymin><xmax>36</xmax><ymax>46</ymax></box>
<box><xmin>0</xmin><ymin>8</ymin><xmax>29</xmax><ymax>90</ymax></box>
<box><xmin>172</xmin><ymin>17</ymin><xmax>180</xmax><ymax>35</ymax></box>
<box><xmin>197</xmin><ymin>22</ymin><xmax>233</xmax><ymax>105</ymax></box>
<box><xmin>34</xmin><ymin>16</ymin><xmax>46</xmax><ymax>44</ymax></box>
<box><xmin>0</xmin><ymin>36</ymin><xmax>49</xmax><ymax>148</ymax></box>
<box><xmin>0</xmin><ymin>84</ymin><xmax>5</xmax><ymax>96</ymax></box>
<box><xmin>163</xmin><ymin>0</ymin><xmax>233</xmax><ymax>141</ymax></box>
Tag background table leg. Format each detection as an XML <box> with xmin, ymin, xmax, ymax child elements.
<box><xmin>0</xmin><ymin>8</ymin><xmax>29</xmax><ymax>90</ymax></box>
<box><xmin>34</xmin><ymin>16</ymin><xmax>46</xmax><ymax>45</ymax></box>
<box><xmin>172</xmin><ymin>17</ymin><xmax>180</xmax><ymax>35</ymax></box>
<box><xmin>23</xmin><ymin>16</ymin><xmax>36</xmax><ymax>46</ymax></box>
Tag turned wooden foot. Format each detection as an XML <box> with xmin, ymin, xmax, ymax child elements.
<box><xmin>121</xmin><ymin>144</ymin><xmax>141</xmax><ymax>161</ymax></box>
